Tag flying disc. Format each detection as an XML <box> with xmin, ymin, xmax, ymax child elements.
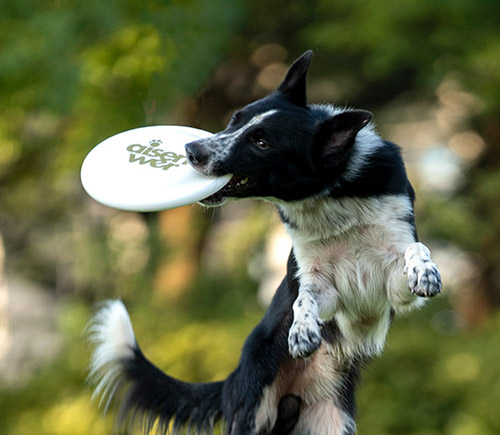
<box><xmin>81</xmin><ymin>125</ymin><xmax>231</xmax><ymax>211</ymax></box>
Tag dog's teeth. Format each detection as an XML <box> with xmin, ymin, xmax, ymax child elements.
<box><xmin>240</xmin><ymin>178</ymin><xmax>249</xmax><ymax>185</ymax></box>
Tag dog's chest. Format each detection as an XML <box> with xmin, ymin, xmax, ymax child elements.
<box><xmin>281</xmin><ymin>195</ymin><xmax>415</xmax><ymax>314</ymax></box>
<box><xmin>293</xmin><ymin>223</ymin><xmax>410</xmax><ymax>316</ymax></box>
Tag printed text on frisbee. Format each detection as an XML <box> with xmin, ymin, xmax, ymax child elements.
<box><xmin>127</xmin><ymin>139</ymin><xmax>189</xmax><ymax>171</ymax></box>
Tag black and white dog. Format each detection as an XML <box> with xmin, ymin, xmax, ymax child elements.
<box><xmin>88</xmin><ymin>51</ymin><xmax>442</xmax><ymax>434</ymax></box>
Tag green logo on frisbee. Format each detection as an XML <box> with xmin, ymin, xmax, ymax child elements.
<box><xmin>126</xmin><ymin>140</ymin><xmax>189</xmax><ymax>171</ymax></box>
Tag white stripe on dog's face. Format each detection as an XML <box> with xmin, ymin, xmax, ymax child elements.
<box><xmin>218</xmin><ymin>109</ymin><xmax>278</xmax><ymax>141</ymax></box>
<box><xmin>202</xmin><ymin>109</ymin><xmax>278</xmax><ymax>173</ymax></box>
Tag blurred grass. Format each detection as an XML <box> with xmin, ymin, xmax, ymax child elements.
<box><xmin>358</xmin><ymin>298</ymin><xmax>500</xmax><ymax>434</ymax></box>
<box><xmin>1</xmin><ymin>293</ymin><xmax>499</xmax><ymax>435</ymax></box>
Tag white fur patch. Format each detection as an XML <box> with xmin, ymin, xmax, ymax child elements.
<box><xmin>291</xmin><ymin>399</ymin><xmax>355</xmax><ymax>435</ymax></box>
<box><xmin>404</xmin><ymin>242</ymin><xmax>442</xmax><ymax>299</ymax></box>
<box><xmin>289</xmin><ymin>286</ymin><xmax>325</xmax><ymax>358</ymax></box>
<box><xmin>289</xmin><ymin>345</ymin><xmax>345</xmax><ymax>404</ymax></box>
<box><xmin>279</xmin><ymin>194</ymin><xmax>414</xmax><ymax>240</ymax></box>
<box><xmin>87</xmin><ymin>300</ymin><xmax>136</xmax><ymax>409</ymax></box>
<box><xmin>254</xmin><ymin>383</ymin><xmax>280</xmax><ymax>432</ymax></box>
<box><xmin>280</xmin><ymin>195</ymin><xmax>424</xmax><ymax>359</ymax></box>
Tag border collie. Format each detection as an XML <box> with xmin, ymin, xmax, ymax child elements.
<box><xmin>88</xmin><ymin>51</ymin><xmax>442</xmax><ymax>434</ymax></box>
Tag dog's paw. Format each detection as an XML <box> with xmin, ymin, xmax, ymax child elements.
<box><xmin>404</xmin><ymin>243</ymin><xmax>442</xmax><ymax>298</ymax></box>
<box><xmin>288</xmin><ymin>316</ymin><xmax>323</xmax><ymax>359</ymax></box>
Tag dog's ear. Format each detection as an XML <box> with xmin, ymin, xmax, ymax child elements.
<box><xmin>277</xmin><ymin>50</ymin><xmax>313</xmax><ymax>107</ymax></box>
<box><xmin>317</xmin><ymin>110</ymin><xmax>372</xmax><ymax>166</ymax></box>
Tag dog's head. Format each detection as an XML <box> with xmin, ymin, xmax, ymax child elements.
<box><xmin>186</xmin><ymin>51</ymin><xmax>372</xmax><ymax>205</ymax></box>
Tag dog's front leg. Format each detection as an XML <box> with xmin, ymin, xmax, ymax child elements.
<box><xmin>404</xmin><ymin>242</ymin><xmax>442</xmax><ymax>297</ymax></box>
<box><xmin>388</xmin><ymin>242</ymin><xmax>442</xmax><ymax>313</ymax></box>
<box><xmin>288</xmin><ymin>283</ymin><xmax>337</xmax><ymax>359</ymax></box>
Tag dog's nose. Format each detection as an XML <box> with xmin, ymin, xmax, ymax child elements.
<box><xmin>185</xmin><ymin>141</ymin><xmax>209</xmax><ymax>166</ymax></box>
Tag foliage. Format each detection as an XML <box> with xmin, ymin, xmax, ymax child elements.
<box><xmin>0</xmin><ymin>0</ymin><xmax>244</xmax><ymax>291</ymax></box>
<box><xmin>358</xmin><ymin>299</ymin><xmax>500</xmax><ymax>435</ymax></box>
<box><xmin>1</xmin><ymin>0</ymin><xmax>500</xmax><ymax>434</ymax></box>
<box><xmin>303</xmin><ymin>0</ymin><xmax>500</xmax><ymax>113</ymax></box>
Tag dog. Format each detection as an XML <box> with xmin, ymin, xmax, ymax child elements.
<box><xmin>88</xmin><ymin>50</ymin><xmax>442</xmax><ymax>434</ymax></box>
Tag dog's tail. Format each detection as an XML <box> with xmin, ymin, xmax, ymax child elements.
<box><xmin>87</xmin><ymin>300</ymin><xmax>224</xmax><ymax>434</ymax></box>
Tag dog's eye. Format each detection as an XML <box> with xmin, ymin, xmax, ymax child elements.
<box><xmin>253</xmin><ymin>138</ymin><xmax>271</xmax><ymax>150</ymax></box>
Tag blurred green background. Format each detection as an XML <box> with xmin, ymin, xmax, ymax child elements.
<box><xmin>1</xmin><ymin>0</ymin><xmax>500</xmax><ymax>434</ymax></box>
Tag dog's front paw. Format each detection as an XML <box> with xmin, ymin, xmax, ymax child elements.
<box><xmin>288</xmin><ymin>316</ymin><xmax>323</xmax><ymax>359</ymax></box>
<box><xmin>405</xmin><ymin>242</ymin><xmax>442</xmax><ymax>298</ymax></box>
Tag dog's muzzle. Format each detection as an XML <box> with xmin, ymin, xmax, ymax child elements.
<box><xmin>185</xmin><ymin>140</ymin><xmax>210</xmax><ymax>168</ymax></box>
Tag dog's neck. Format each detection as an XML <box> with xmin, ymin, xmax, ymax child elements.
<box><xmin>277</xmin><ymin>194</ymin><xmax>413</xmax><ymax>243</ymax></box>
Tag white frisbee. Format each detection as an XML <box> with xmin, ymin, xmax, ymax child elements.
<box><xmin>81</xmin><ymin>125</ymin><xmax>231</xmax><ymax>211</ymax></box>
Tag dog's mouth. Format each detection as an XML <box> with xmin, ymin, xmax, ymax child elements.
<box><xmin>200</xmin><ymin>174</ymin><xmax>255</xmax><ymax>206</ymax></box>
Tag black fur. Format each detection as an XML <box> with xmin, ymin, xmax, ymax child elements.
<box><xmin>120</xmin><ymin>347</ymin><xmax>223</xmax><ymax>433</ymax></box>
